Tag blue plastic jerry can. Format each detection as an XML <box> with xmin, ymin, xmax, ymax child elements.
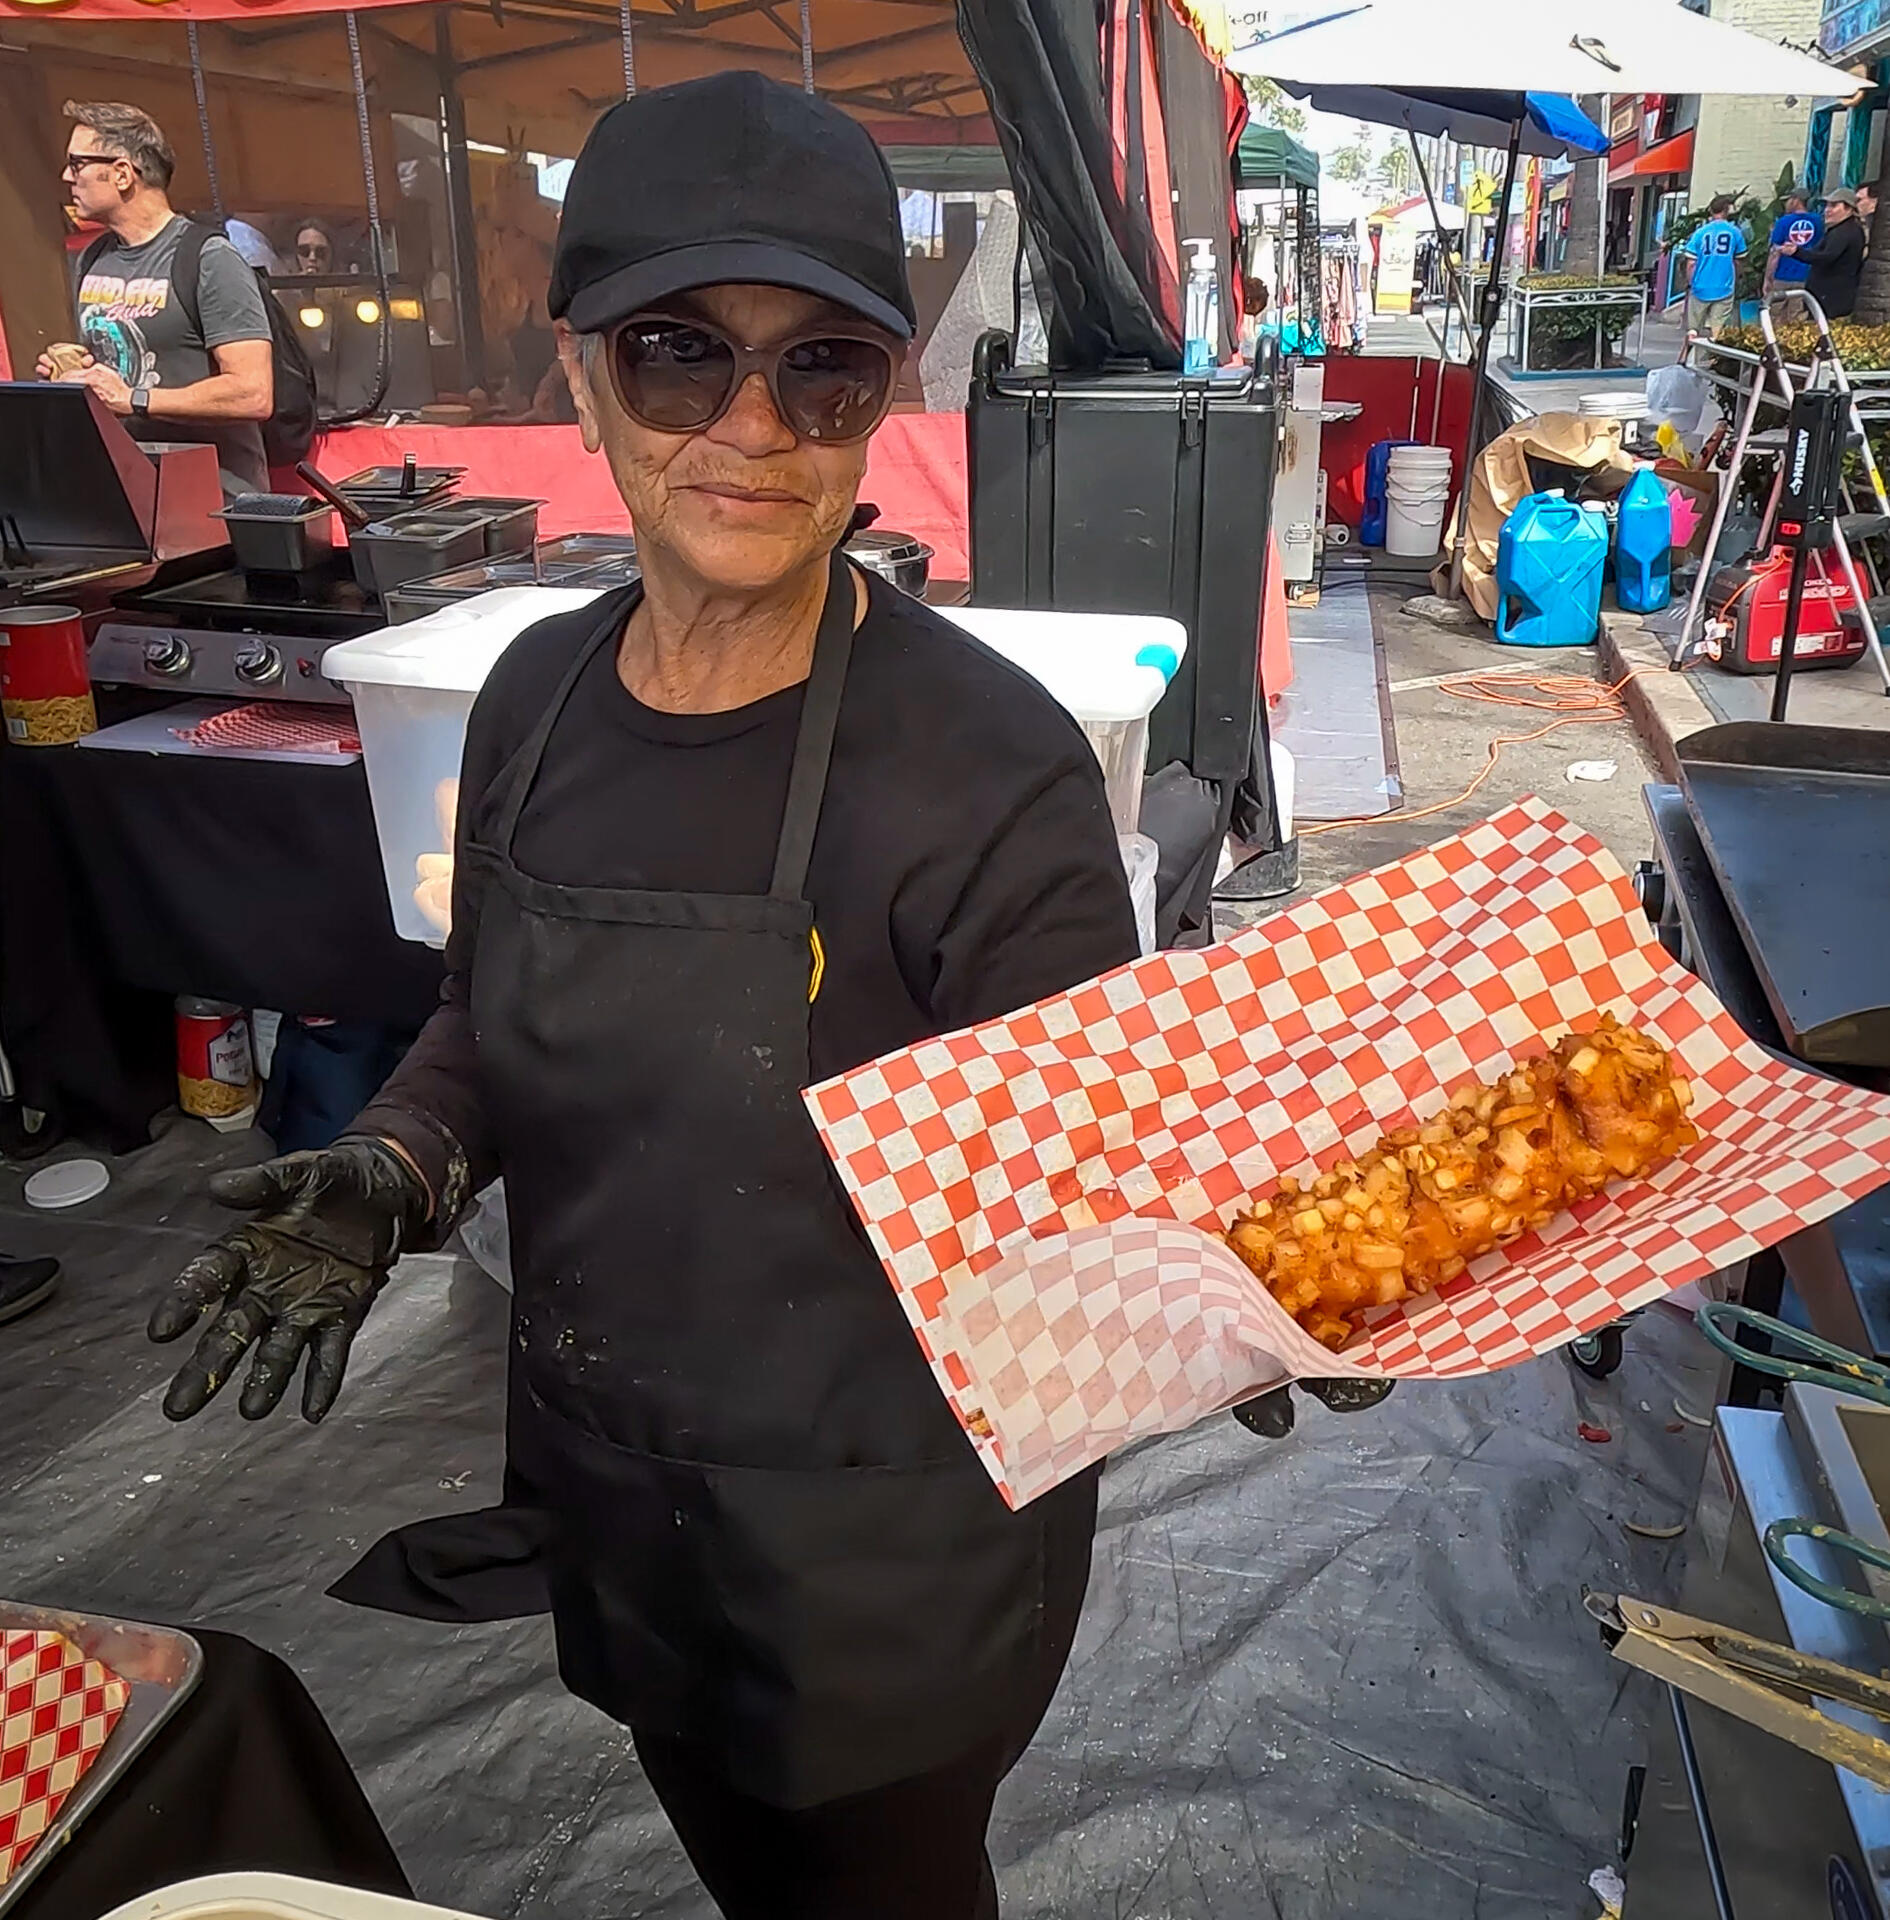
<box><xmin>1361</xmin><ymin>438</ymin><xmax>1416</xmax><ymax>547</ymax></box>
<box><xmin>1614</xmin><ymin>466</ymin><xmax>1673</xmax><ymax>614</ymax></box>
<box><xmin>1494</xmin><ymin>492</ymin><xmax>1610</xmax><ymax>648</ymax></box>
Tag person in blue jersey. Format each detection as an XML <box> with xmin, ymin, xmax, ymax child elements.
<box><xmin>1681</xmin><ymin>196</ymin><xmax>1748</xmax><ymax>338</ymax></box>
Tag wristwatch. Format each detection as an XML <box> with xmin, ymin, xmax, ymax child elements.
<box><xmin>129</xmin><ymin>387</ymin><xmax>151</xmax><ymax>419</ymax></box>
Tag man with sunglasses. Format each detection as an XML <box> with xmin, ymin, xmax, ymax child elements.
<box><xmin>38</xmin><ymin>101</ymin><xmax>274</xmax><ymax>499</ymax></box>
<box><xmin>144</xmin><ymin>71</ymin><xmax>1137</xmax><ymax>1919</ymax></box>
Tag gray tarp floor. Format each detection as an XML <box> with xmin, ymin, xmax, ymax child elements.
<box><xmin>0</xmin><ymin>583</ymin><xmax>1719</xmax><ymax>1918</ymax></box>
<box><xmin>0</xmin><ymin>1119</ymin><xmax>1717</xmax><ymax>1920</ymax></box>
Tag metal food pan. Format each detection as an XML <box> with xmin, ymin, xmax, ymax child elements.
<box><xmin>0</xmin><ymin>1604</ymin><xmax>203</xmax><ymax>1916</ymax></box>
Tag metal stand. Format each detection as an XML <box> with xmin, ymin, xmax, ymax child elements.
<box><xmin>1676</xmin><ymin>296</ymin><xmax>1890</xmax><ymax>696</ymax></box>
<box><xmin>1447</xmin><ymin>118</ymin><xmax>1524</xmax><ymax>601</ymax></box>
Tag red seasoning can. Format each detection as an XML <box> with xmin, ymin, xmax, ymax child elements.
<box><xmin>175</xmin><ymin>997</ymin><xmax>259</xmax><ymax>1130</ymax></box>
<box><xmin>0</xmin><ymin>604</ymin><xmax>96</xmax><ymax>745</ymax></box>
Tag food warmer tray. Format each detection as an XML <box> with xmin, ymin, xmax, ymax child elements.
<box><xmin>0</xmin><ymin>1604</ymin><xmax>203</xmax><ymax>1916</ymax></box>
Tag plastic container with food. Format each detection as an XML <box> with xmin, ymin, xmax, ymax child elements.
<box><xmin>322</xmin><ymin>588</ymin><xmax>609</xmax><ymax>943</ymax></box>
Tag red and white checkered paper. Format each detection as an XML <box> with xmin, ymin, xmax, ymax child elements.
<box><xmin>0</xmin><ymin>1630</ymin><xmax>129</xmax><ymax>1883</ymax></box>
<box><xmin>806</xmin><ymin>799</ymin><xmax>1890</xmax><ymax>1510</ymax></box>
<box><xmin>172</xmin><ymin>702</ymin><xmax>362</xmax><ymax>757</ymax></box>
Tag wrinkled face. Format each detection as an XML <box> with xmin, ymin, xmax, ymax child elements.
<box><xmin>296</xmin><ymin>228</ymin><xmax>333</xmax><ymax>273</ymax></box>
<box><xmin>63</xmin><ymin>127</ymin><xmax>135</xmax><ymax>222</ymax></box>
<box><xmin>561</xmin><ymin>283</ymin><xmax>897</xmax><ymax>596</ymax></box>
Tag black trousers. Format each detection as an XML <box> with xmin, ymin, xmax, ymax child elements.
<box><xmin>636</xmin><ymin>1722</ymin><xmax>1014</xmax><ymax>1920</ymax></box>
<box><xmin>633</xmin><ymin>1474</ymin><xmax>1096</xmax><ymax>1920</ymax></box>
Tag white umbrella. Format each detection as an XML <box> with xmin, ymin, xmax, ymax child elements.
<box><xmin>1227</xmin><ymin>0</ymin><xmax>1857</xmax><ymax>98</ymax></box>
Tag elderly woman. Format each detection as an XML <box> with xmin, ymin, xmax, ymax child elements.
<box><xmin>147</xmin><ymin>71</ymin><xmax>1137</xmax><ymax>1920</ymax></box>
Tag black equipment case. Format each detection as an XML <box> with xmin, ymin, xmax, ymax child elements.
<box><xmin>965</xmin><ymin>333</ymin><xmax>1285</xmax><ymax>938</ymax></box>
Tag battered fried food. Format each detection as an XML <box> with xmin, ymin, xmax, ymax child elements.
<box><xmin>1224</xmin><ymin>1016</ymin><xmax>1696</xmax><ymax>1350</ymax></box>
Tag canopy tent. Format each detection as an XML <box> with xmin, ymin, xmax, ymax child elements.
<box><xmin>1277</xmin><ymin>86</ymin><xmax>1607</xmax><ymax>158</ymax></box>
<box><xmin>0</xmin><ymin>0</ymin><xmax>1200</xmax><ymax>389</ymax></box>
<box><xmin>1225</xmin><ymin>0</ymin><xmax>1853</xmax><ymax>592</ymax></box>
<box><xmin>1235</xmin><ymin>122</ymin><xmax>1317</xmax><ymax>190</ymax></box>
<box><xmin>1225</xmin><ymin>0</ymin><xmax>1858</xmax><ymax>98</ymax></box>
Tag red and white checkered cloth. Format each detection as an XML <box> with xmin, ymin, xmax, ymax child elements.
<box><xmin>172</xmin><ymin>702</ymin><xmax>361</xmax><ymax>757</ymax></box>
<box><xmin>0</xmin><ymin>1630</ymin><xmax>129</xmax><ymax>1883</ymax></box>
<box><xmin>806</xmin><ymin>799</ymin><xmax>1890</xmax><ymax>1509</ymax></box>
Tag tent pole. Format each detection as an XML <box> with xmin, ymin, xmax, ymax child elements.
<box><xmin>184</xmin><ymin>22</ymin><xmax>227</xmax><ymax>228</ymax></box>
<box><xmin>1408</xmin><ymin>130</ymin><xmax>1473</xmax><ymax>349</ymax></box>
<box><xmin>1448</xmin><ymin>115</ymin><xmax>1522</xmax><ymax>600</ymax></box>
<box><xmin>434</xmin><ymin>6</ymin><xmax>486</xmax><ymax>395</ymax></box>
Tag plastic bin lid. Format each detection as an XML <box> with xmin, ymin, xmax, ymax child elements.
<box><xmin>935</xmin><ymin>607</ymin><xmax>1188</xmax><ymax>726</ymax></box>
<box><xmin>321</xmin><ymin>587</ymin><xmax>608</xmax><ymax>694</ymax></box>
<box><xmin>95</xmin><ymin>1871</ymin><xmax>496</xmax><ymax>1920</ymax></box>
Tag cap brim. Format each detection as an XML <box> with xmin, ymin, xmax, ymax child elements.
<box><xmin>565</xmin><ymin>240</ymin><xmax>912</xmax><ymax>339</ymax></box>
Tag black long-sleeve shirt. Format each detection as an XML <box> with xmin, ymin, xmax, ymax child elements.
<box><xmin>1796</xmin><ymin>215</ymin><xmax>1867</xmax><ymax>318</ymax></box>
<box><xmin>355</xmin><ymin>571</ymin><xmax>1141</xmax><ymax>1220</ymax></box>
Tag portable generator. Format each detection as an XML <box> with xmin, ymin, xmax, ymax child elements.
<box><xmin>1703</xmin><ymin>548</ymin><xmax>1866</xmax><ymax>675</ymax></box>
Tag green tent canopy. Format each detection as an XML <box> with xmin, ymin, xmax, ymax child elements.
<box><xmin>1235</xmin><ymin>125</ymin><xmax>1319</xmax><ymax>190</ymax></box>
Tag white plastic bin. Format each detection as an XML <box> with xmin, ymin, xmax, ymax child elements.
<box><xmin>97</xmin><ymin>1872</ymin><xmax>496</xmax><ymax>1920</ymax></box>
<box><xmin>328</xmin><ymin>591</ymin><xmax>1187</xmax><ymax>945</ymax></box>
<box><xmin>936</xmin><ymin>607</ymin><xmax>1187</xmax><ymax>836</ymax></box>
<box><xmin>322</xmin><ymin>587</ymin><xmax>605</xmax><ymax>945</ymax></box>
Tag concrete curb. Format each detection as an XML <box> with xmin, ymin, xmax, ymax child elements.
<box><xmin>1597</xmin><ymin>609</ymin><xmax>1716</xmax><ymax>781</ymax></box>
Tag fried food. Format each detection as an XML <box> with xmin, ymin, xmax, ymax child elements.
<box><xmin>1224</xmin><ymin>1016</ymin><xmax>1697</xmax><ymax>1350</ymax></box>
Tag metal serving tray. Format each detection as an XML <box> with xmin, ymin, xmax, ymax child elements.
<box><xmin>0</xmin><ymin>1604</ymin><xmax>203</xmax><ymax>1916</ymax></box>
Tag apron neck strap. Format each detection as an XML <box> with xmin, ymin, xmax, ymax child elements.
<box><xmin>768</xmin><ymin>546</ymin><xmax>856</xmax><ymax>903</ymax></box>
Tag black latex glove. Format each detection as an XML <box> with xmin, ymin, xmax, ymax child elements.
<box><xmin>147</xmin><ymin>1137</ymin><xmax>431</xmax><ymax>1424</ymax></box>
<box><xmin>1232</xmin><ymin>1378</ymin><xmax>1397</xmax><ymax>1438</ymax></box>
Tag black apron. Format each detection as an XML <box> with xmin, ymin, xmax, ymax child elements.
<box><xmin>460</xmin><ymin>552</ymin><xmax>1088</xmax><ymax>1809</ymax></box>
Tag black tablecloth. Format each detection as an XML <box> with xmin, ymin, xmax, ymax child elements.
<box><xmin>0</xmin><ymin>731</ymin><xmax>443</xmax><ymax>1147</ymax></box>
<box><xmin>12</xmin><ymin>1629</ymin><xmax>411</xmax><ymax>1920</ymax></box>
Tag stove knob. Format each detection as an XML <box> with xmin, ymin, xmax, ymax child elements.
<box><xmin>233</xmin><ymin>641</ymin><xmax>283</xmax><ymax>686</ymax></box>
<box><xmin>143</xmin><ymin>633</ymin><xmax>193</xmax><ymax>678</ymax></box>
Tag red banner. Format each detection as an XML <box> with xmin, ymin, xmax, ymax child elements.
<box><xmin>0</xmin><ymin>0</ymin><xmax>416</xmax><ymax>20</ymax></box>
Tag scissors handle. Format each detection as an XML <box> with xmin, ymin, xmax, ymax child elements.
<box><xmin>1695</xmin><ymin>1303</ymin><xmax>1890</xmax><ymax>1410</ymax></box>
<box><xmin>1764</xmin><ymin>1517</ymin><xmax>1890</xmax><ymax>1622</ymax></box>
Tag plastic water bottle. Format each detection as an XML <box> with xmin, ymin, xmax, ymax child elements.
<box><xmin>1183</xmin><ymin>238</ymin><xmax>1220</xmax><ymax>376</ymax></box>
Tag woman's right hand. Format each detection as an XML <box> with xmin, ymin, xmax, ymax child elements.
<box><xmin>147</xmin><ymin>1137</ymin><xmax>433</xmax><ymax>1424</ymax></box>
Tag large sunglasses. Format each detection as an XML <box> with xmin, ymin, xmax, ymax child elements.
<box><xmin>606</xmin><ymin>313</ymin><xmax>900</xmax><ymax>444</ymax></box>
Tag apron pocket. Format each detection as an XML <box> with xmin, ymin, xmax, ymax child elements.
<box><xmin>517</xmin><ymin>1382</ymin><xmax>1048</xmax><ymax>1806</ymax></box>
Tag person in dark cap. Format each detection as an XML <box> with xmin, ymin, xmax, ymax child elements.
<box><xmin>1783</xmin><ymin>187</ymin><xmax>1869</xmax><ymax>319</ymax></box>
<box><xmin>144</xmin><ymin>70</ymin><xmax>1136</xmax><ymax>1919</ymax></box>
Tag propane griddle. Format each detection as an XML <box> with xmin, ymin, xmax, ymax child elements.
<box><xmin>112</xmin><ymin>554</ymin><xmax>381</xmax><ymax>639</ymax></box>
<box><xmin>1677</xmin><ymin>721</ymin><xmax>1890</xmax><ymax>1070</ymax></box>
<box><xmin>0</xmin><ymin>382</ymin><xmax>223</xmax><ymax>608</ymax></box>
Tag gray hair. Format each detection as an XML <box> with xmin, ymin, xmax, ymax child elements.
<box><xmin>64</xmin><ymin>100</ymin><xmax>175</xmax><ymax>190</ymax></box>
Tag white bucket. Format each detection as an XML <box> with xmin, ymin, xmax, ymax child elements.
<box><xmin>1384</xmin><ymin>447</ymin><xmax>1453</xmax><ymax>557</ymax></box>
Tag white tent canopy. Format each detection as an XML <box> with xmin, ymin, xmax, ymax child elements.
<box><xmin>1227</xmin><ymin>0</ymin><xmax>1857</xmax><ymax>98</ymax></box>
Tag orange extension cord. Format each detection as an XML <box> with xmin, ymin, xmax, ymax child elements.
<box><xmin>1300</xmin><ymin>665</ymin><xmax>1680</xmax><ymax>838</ymax></box>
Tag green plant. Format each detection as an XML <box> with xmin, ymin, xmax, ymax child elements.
<box><xmin>1329</xmin><ymin>124</ymin><xmax>1373</xmax><ymax>185</ymax></box>
<box><xmin>1513</xmin><ymin>273</ymin><xmax>1643</xmax><ymax>368</ymax></box>
<box><xmin>1243</xmin><ymin>77</ymin><xmax>1307</xmax><ymax>137</ymax></box>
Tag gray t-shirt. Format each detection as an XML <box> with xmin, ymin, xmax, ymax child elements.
<box><xmin>76</xmin><ymin>217</ymin><xmax>273</xmax><ymax>497</ymax></box>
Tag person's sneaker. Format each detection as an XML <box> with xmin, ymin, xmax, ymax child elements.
<box><xmin>0</xmin><ymin>1256</ymin><xmax>59</xmax><ymax>1325</ymax></box>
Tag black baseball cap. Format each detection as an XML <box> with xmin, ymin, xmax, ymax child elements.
<box><xmin>549</xmin><ymin>71</ymin><xmax>915</xmax><ymax>341</ymax></box>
